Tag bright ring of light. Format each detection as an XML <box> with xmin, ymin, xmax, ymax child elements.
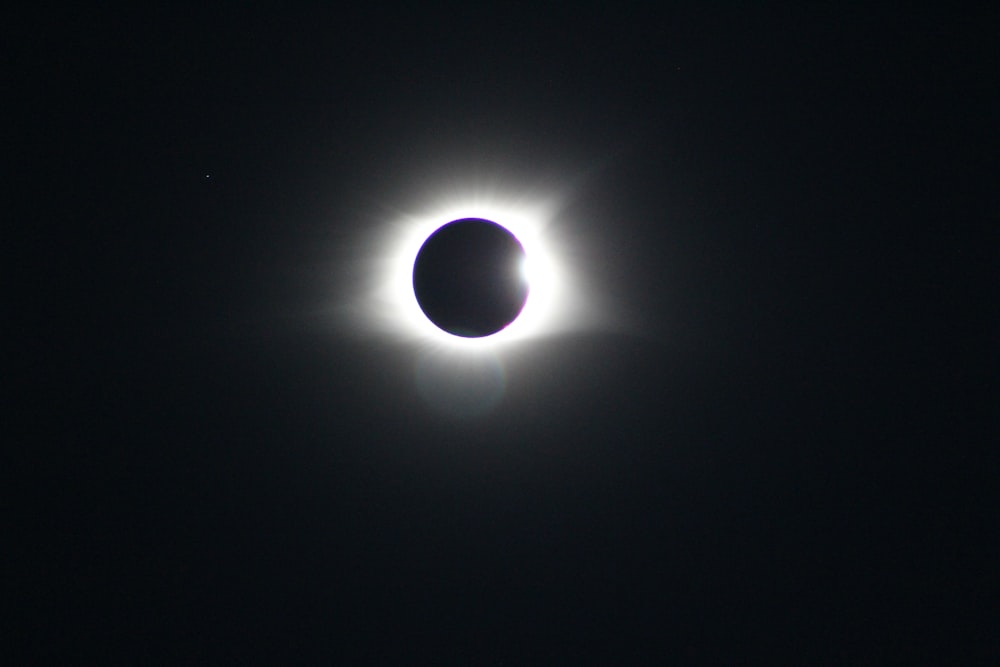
<box><xmin>355</xmin><ymin>188</ymin><xmax>596</xmax><ymax>355</ymax></box>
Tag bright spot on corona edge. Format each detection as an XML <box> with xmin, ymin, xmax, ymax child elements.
<box><xmin>356</xmin><ymin>190</ymin><xmax>597</xmax><ymax>356</ymax></box>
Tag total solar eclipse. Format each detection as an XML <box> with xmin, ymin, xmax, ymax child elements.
<box><xmin>412</xmin><ymin>218</ymin><xmax>529</xmax><ymax>337</ymax></box>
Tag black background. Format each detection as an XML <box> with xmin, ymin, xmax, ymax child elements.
<box><xmin>8</xmin><ymin>5</ymin><xmax>997</xmax><ymax>663</ymax></box>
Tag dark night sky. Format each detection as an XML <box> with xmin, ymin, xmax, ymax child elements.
<box><xmin>8</xmin><ymin>5</ymin><xmax>997</xmax><ymax>663</ymax></box>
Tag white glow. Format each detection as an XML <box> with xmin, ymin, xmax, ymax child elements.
<box><xmin>353</xmin><ymin>186</ymin><xmax>596</xmax><ymax>356</ymax></box>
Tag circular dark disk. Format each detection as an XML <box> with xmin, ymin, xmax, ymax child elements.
<box><xmin>412</xmin><ymin>218</ymin><xmax>529</xmax><ymax>337</ymax></box>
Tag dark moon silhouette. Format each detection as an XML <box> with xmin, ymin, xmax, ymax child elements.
<box><xmin>412</xmin><ymin>218</ymin><xmax>529</xmax><ymax>337</ymax></box>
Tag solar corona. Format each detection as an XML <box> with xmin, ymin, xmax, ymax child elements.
<box><xmin>357</xmin><ymin>191</ymin><xmax>590</xmax><ymax>355</ymax></box>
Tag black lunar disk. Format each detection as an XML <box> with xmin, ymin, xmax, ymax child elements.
<box><xmin>412</xmin><ymin>218</ymin><xmax>529</xmax><ymax>337</ymax></box>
